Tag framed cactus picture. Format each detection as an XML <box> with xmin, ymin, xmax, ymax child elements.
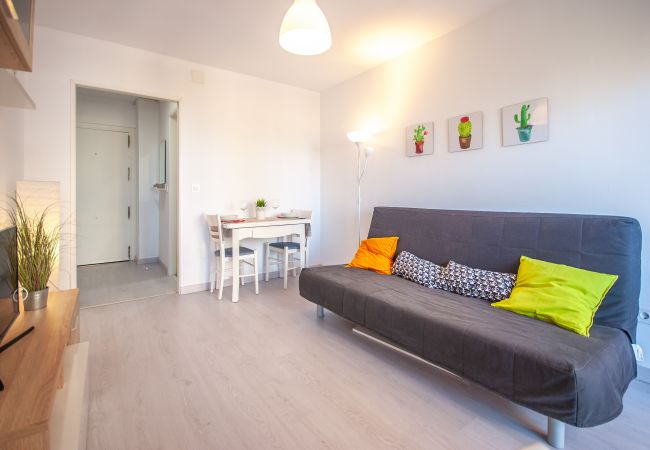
<box><xmin>405</xmin><ymin>122</ymin><xmax>434</xmax><ymax>157</ymax></box>
<box><xmin>448</xmin><ymin>112</ymin><xmax>483</xmax><ymax>152</ymax></box>
<box><xmin>501</xmin><ymin>97</ymin><xmax>549</xmax><ymax>147</ymax></box>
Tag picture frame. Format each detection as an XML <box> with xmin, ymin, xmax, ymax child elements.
<box><xmin>448</xmin><ymin>112</ymin><xmax>483</xmax><ymax>152</ymax></box>
<box><xmin>501</xmin><ymin>98</ymin><xmax>549</xmax><ymax>147</ymax></box>
<box><xmin>405</xmin><ymin>122</ymin><xmax>434</xmax><ymax>157</ymax></box>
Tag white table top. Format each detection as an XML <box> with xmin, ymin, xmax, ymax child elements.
<box><xmin>220</xmin><ymin>216</ymin><xmax>311</xmax><ymax>229</ymax></box>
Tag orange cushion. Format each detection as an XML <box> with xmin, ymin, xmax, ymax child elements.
<box><xmin>347</xmin><ymin>237</ymin><xmax>399</xmax><ymax>275</ymax></box>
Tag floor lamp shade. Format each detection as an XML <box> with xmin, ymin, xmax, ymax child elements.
<box><xmin>346</xmin><ymin>130</ymin><xmax>371</xmax><ymax>144</ymax></box>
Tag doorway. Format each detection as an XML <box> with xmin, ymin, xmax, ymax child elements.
<box><xmin>75</xmin><ymin>87</ymin><xmax>179</xmax><ymax>308</ymax></box>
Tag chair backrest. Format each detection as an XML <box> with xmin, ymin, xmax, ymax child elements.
<box><xmin>205</xmin><ymin>214</ymin><xmax>224</xmax><ymax>252</ymax></box>
<box><xmin>287</xmin><ymin>209</ymin><xmax>312</xmax><ymax>246</ymax></box>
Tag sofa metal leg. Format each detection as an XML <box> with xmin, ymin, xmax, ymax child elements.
<box><xmin>547</xmin><ymin>417</ymin><xmax>565</xmax><ymax>449</ymax></box>
<box><xmin>317</xmin><ymin>305</ymin><xmax>324</xmax><ymax>319</ymax></box>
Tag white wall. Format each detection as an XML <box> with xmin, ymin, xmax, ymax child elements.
<box><xmin>76</xmin><ymin>92</ymin><xmax>136</xmax><ymax>128</ymax></box>
<box><xmin>320</xmin><ymin>0</ymin><xmax>650</xmax><ymax>359</ymax></box>
<box><xmin>0</xmin><ymin>106</ymin><xmax>24</xmax><ymax>198</ymax></box>
<box><xmin>135</xmin><ymin>98</ymin><xmax>160</xmax><ymax>261</ymax></box>
<box><xmin>21</xmin><ymin>26</ymin><xmax>321</xmax><ymax>290</ymax></box>
<box><xmin>158</xmin><ymin>101</ymin><xmax>178</xmax><ymax>275</ymax></box>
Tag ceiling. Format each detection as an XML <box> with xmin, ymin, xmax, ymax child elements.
<box><xmin>37</xmin><ymin>0</ymin><xmax>511</xmax><ymax>91</ymax></box>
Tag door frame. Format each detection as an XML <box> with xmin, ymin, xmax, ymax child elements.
<box><xmin>167</xmin><ymin>110</ymin><xmax>178</xmax><ymax>276</ymax></box>
<box><xmin>76</xmin><ymin>122</ymin><xmax>137</xmax><ymax>265</ymax></box>
<box><xmin>70</xmin><ymin>80</ymin><xmax>183</xmax><ymax>293</ymax></box>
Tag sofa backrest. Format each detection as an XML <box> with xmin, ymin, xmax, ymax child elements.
<box><xmin>368</xmin><ymin>207</ymin><xmax>642</xmax><ymax>342</ymax></box>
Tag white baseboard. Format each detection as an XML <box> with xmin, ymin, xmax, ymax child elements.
<box><xmin>135</xmin><ymin>256</ymin><xmax>158</xmax><ymax>265</ymax></box>
<box><xmin>179</xmin><ymin>270</ymin><xmax>286</xmax><ymax>295</ymax></box>
<box><xmin>179</xmin><ymin>282</ymin><xmax>211</xmax><ymax>295</ymax></box>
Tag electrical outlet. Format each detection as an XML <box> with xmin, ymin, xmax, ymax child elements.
<box><xmin>640</xmin><ymin>308</ymin><xmax>650</xmax><ymax>325</ymax></box>
<box><xmin>191</xmin><ymin>184</ymin><xmax>200</xmax><ymax>193</ymax></box>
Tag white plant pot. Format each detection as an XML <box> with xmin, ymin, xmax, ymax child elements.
<box><xmin>256</xmin><ymin>208</ymin><xmax>266</xmax><ymax>220</ymax></box>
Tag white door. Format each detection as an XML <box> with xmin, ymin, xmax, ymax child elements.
<box><xmin>77</xmin><ymin>127</ymin><xmax>133</xmax><ymax>265</ymax></box>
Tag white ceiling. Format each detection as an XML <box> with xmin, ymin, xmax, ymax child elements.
<box><xmin>37</xmin><ymin>0</ymin><xmax>511</xmax><ymax>91</ymax></box>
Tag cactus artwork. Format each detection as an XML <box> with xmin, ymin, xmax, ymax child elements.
<box><xmin>457</xmin><ymin>116</ymin><xmax>472</xmax><ymax>149</ymax></box>
<box><xmin>501</xmin><ymin>98</ymin><xmax>548</xmax><ymax>147</ymax></box>
<box><xmin>412</xmin><ymin>124</ymin><xmax>428</xmax><ymax>154</ymax></box>
<box><xmin>406</xmin><ymin>122</ymin><xmax>434</xmax><ymax>156</ymax></box>
<box><xmin>514</xmin><ymin>104</ymin><xmax>533</xmax><ymax>142</ymax></box>
<box><xmin>448</xmin><ymin>112</ymin><xmax>483</xmax><ymax>152</ymax></box>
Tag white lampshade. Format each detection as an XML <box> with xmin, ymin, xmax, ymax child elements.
<box><xmin>346</xmin><ymin>130</ymin><xmax>371</xmax><ymax>144</ymax></box>
<box><xmin>279</xmin><ymin>0</ymin><xmax>332</xmax><ymax>56</ymax></box>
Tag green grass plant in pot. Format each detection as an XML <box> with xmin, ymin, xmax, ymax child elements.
<box><xmin>256</xmin><ymin>198</ymin><xmax>267</xmax><ymax>220</ymax></box>
<box><xmin>7</xmin><ymin>196</ymin><xmax>61</xmax><ymax>310</ymax></box>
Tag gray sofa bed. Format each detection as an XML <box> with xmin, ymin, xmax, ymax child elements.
<box><xmin>299</xmin><ymin>207</ymin><xmax>641</xmax><ymax>448</ymax></box>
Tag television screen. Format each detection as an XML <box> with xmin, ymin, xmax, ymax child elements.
<box><xmin>0</xmin><ymin>226</ymin><xmax>18</xmax><ymax>343</ymax></box>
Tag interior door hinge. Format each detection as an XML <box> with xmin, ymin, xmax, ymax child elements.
<box><xmin>128</xmin><ymin>245</ymin><xmax>131</xmax><ymax>260</ymax></box>
<box><xmin>127</xmin><ymin>167</ymin><xmax>131</xmax><ymax>181</ymax></box>
<box><xmin>127</xmin><ymin>134</ymin><xmax>131</xmax><ymax>148</ymax></box>
<box><xmin>127</xmin><ymin>206</ymin><xmax>131</xmax><ymax>219</ymax></box>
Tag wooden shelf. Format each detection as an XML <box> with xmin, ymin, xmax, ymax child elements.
<box><xmin>0</xmin><ymin>0</ymin><xmax>35</xmax><ymax>72</ymax></box>
<box><xmin>0</xmin><ymin>289</ymin><xmax>84</xmax><ymax>450</ymax></box>
<box><xmin>0</xmin><ymin>69</ymin><xmax>34</xmax><ymax>109</ymax></box>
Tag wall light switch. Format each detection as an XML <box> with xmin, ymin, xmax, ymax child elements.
<box><xmin>191</xmin><ymin>184</ymin><xmax>200</xmax><ymax>193</ymax></box>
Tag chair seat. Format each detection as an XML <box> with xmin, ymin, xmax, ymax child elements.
<box><xmin>269</xmin><ymin>242</ymin><xmax>300</xmax><ymax>251</ymax></box>
<box><xmin>216</xmin><ymin>246</ymin><xmax>255</xmax><ymax>258</ymax></box>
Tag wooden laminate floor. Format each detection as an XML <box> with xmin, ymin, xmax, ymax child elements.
<box><xmin>78</xmin><ymin>261</ymin><xmax>177</xmax><ymax>308</ymax></box>
<box><xmin>80</xmin><ymin>278</ymin><xmax>650</xmax><ymax>450</ymax></box>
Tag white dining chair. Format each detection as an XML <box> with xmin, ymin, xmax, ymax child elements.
<box><xmin>264</xmin><ymin>209</ymin><xmax>311</xmax><ymax>289</ymax></box>
<box><xmin>206</xmin><ymin>214</ymin><xmax>259</xmax><ymax>300</ymax></box>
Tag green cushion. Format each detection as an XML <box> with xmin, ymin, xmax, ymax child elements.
<box><xmin>491</xmin><ymin>256</ymin><xmax>618</xmax><ymax>336</ymax></box>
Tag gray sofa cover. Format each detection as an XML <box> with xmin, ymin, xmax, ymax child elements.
<box><xmin>299</xmin><ymin>208</ymin><xmax>641</xmax><ymax>427</ymax></box>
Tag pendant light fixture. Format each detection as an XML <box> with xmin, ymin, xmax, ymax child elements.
<box><xmin>279</xmin><ymin>0</ymin><xmax>332</xmax><ymax>56</ymax></box>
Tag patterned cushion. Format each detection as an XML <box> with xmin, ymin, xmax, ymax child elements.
<box><xmin>392</xmin><ymin>251</ymin><xmax>449</xmax><ymax>290</ymax></box>
<box><xmin>446</xmin><ymin>260</ymin><xmax>516</xmax><ymax>301</ymax></box>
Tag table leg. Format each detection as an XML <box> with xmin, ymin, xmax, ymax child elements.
<box><xmin>298</xmin><ymin>227</ymin><xmax>306</xmax><ymax>271</ymax></box>
<box><xmin>232</xmin><ymin>229</ymin><xmax>240</xmax><ymax>302</ymax></box>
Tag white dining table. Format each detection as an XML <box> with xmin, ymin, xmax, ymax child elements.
<box><xmin>220</xmin><ymin>216</ymin><xmax>311</xmax><ymax>302</ymax></box>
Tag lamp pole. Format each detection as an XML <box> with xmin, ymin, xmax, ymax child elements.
<box><xmin>355</xmin><ymin>144</ymin><xmax>373</xmax><ymax>247</ymax></box>
<box><xmin>356</xmin><ymin>142</ymin><xmax>362</xmax><ymax>246</ymax></box>
<box><xmin>347</xmin><ymin>130</ymin><xmax>373</xmax><ymax>248</ymax></box>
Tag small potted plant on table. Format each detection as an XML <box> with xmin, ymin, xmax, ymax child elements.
<box><xmin>255</xmin><ymin>198</ymin><xmax>267</xmax><ymax>220</ymax></box>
